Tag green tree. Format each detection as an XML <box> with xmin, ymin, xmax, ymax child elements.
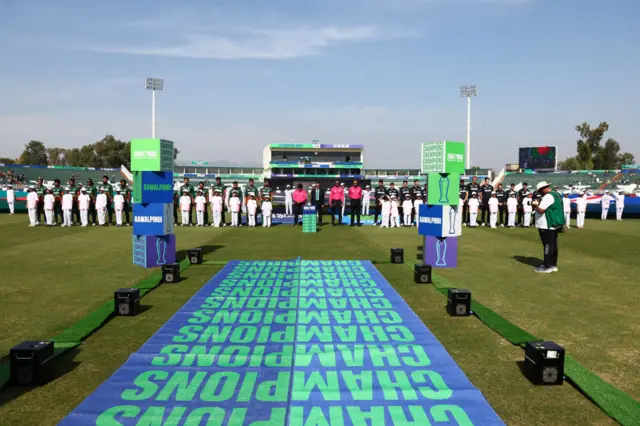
<box><xmin>558</xmin><ymin>157</ymin><xmax>581</xmax><ymax>171</ymax></box>
<box><xmin>46</xmin><ymin>147</ymin><xmax>69</xmax><ymax>166</ymax></box>
<box><xmin>573</xmin><ymin>122</ymin><xmax>633</xmax><ymax>170</ymax></box>
<box><xmin>0</xmin><ymin>157</ymin><xmax>17</xmax><ymax>164</ymax></box>
<box><xmin>616</xmin><ymin>152</ymin><xmax>635</xmax><ymax>168</ymax></box>
<box><xmin>18</xmin><ymin>140</ymin><xmax>48</xmax><ymax>165</ymax></box>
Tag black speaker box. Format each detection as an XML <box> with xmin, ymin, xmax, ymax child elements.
<box><xmin>524</xmin><ymin>341</ymin><xmax>565</xmax><ymax>385</ymax></box>
<box><xmin>162</xmin><ymin>263</ymin><xmax>181</xmax><ymax>283</ymax></box>
<box><xmin>188</xmin><ymin>248</ymin><xmax>203</xmax><ymax>265</ymax></box>
<box><xmin>10</xmin><ymin>341</ymin><xmax>55</xmax><ymax>386</ymax></box>
<box><xmin>390</xmin><ymin>248</ymin><xmax>404</xmax><ymax>264</ymax></box>
<box><xmin>446</xmin><ymin>288</ymin><xmax>471</xmax><ymax>316</ymax></box>
<box><xmin>414</xmin><ymin>264</ymin><xmax>432</xmax><ymax>284</ymax></box>
<box><xmin>114</xmin><ymin>288</ymin><xmax>141</xmax><ymax>316</ymax></box>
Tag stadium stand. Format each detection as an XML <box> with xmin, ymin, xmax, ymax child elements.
<box><xmin>502</xmin><ymin>170</ymin><xmax>619</xmax><ymax>191</ymax></box>
<box><xmin>0</xmin><ymin>165</ymin><xmax>120</xmax><ymax>186</ymax></box>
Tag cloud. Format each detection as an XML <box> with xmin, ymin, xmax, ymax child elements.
<box><xmin>89</xmin><ymin>25</ymin><xmax>382</xmax><ymax>60</ymax></box>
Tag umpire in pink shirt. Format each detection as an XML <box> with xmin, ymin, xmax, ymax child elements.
<box><xmin>292</xmin><ymin>183</ymin><xmax>307</xmax><ymax>226</ymax></box>
<box><xmin>329</xmin><ymin>180</ymin><xmax>344</xmax><ymax>226</ymax></box>
<box><xmin>348</xmin><ymin>180</ymin><xmax>363</xmax><ymax>226</ymax></box>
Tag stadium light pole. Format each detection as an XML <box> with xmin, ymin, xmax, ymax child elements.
<box><xmin>146</xmin><ymin>78</ymin><xmax>164</xmax><ymax>138</ymax></box>
<box><xmin>460</xmin><ymin>85</ymin><xmax>477</xmax><ymax>170</ymax></box>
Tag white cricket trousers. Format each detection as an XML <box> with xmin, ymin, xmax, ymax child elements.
<box><xmin>285</xmin><ymin>199</ymin><xmax>292</xmax><ymax>215</ymax></box>
<box><xmin>28</xmin><ymin>208</ymin><xmax>37</xmax><ymax>225</ymax></box>
<box><xmin>564</xmin><ymin>212</ymin><xmax>570</xmax><ymax>227</ymax></box>
<box><xmin>8</xmin><ymin>201</ymin><xmax>14</xmax><ymax>214</ymax></box>
<box><xmin>391</xmin><ymin>215</ymin><xmax>400</xmax><ymax>227</ymax></box>
<box><xmin>404</xmin><ymin>215</ymin><xmax>412</xmax><ymax>226</ymax></box>
<box><xmin>231</xmin><ymin>211</ymin><xmax>239</xmax><ymax>226</ymax></box>
<box><xmin>490</xmin><ymin>212</ymin><xmax>498</xmax><ymax>228</ymax></box>
<box><xmin>63</xmin><ymin>209</ymin><xmax>73</xmax><ymax>226</ymax></box>
<box><xmin>469</xmin><ymin>212</ymin><xmax>478</xmax><ymax>227</ymax></box>
<box><xmin>196</xmin><ymin>210</ymin><xmax>204</xmax><ymax>226</ymax></box>
<box><xmin>507</xmin><ymin>212</ymin><xmax>516</xmax><ymax>227</ymax></box>
<box><xmin>181</xmin><ymin>210</ymin><xmax>189</xmax><ymax>225</ymax></box>
<box><xmin>213</xmin><ymin>210</ymin><xmax>222</xmax><ymax>227</ymax></box>
<box><xmin>577</xmin><ymin>212</ymin><xmax>585</xmax><ymax>227</ymax></box>
<box><xmin>362</xmin><ymin>200</ymin><xmax>370</xmax><ymax>215</ymax></box>
<box><xmin>601</xmin><ymin>207</ymin><xmax>609</xmax><ymax>220</ymax></box>
<box><xmin>116</xmin><ymin>209</ymin><xmax>123</xmax><ymax>225</ymax></box>
<box><xmin>263</xmin><ymin>215</ymin><xmax>272</xmax><ymax>227</ymax></box>
<box><xmin>98</xmin><ymin>208</ymin><xmax>106</xmax><ymax>225</ymax></box>
<box><xmin>380</xmin><ymin>215</ymin><xmax>390</xmax><ymax>228</ymax></box>
<box><xmin>523</xmin><ymin>211</ymin><xmax>532</xmax><ymax>227</ymax></box>
<box><xmin>616</xmin><ymin>207</ymin><xmax>623</xmax><ymax>220</ymax></box>
<box><xmin>45</xmin><ymin>209</ymin><xmax>53</xmax><ymax>225</ymax></box>
<box><xmin>248</xmin><ymin>214</ymin><xmax>256</xmax><ymax>227</ymax></box>
<box><xmin>80</xmin><ymin>209</ymin><xmax>89</xmax><ymax>226</ymax></box>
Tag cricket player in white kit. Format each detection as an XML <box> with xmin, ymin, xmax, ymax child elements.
<box><xmin>26</xmin><ymin>186</ymin><xmax>38</xmax><ymax>226</ymax></box>
<box><xmin>522</xmin><ymin>195</ymin><xmax>533</xmax><ymax>228</ymax></box>
<box><xmin>562</xmin><ymin>192</ymin><xmax>572</xmax><ymax>228</ymax></box>
<box><xmin>468</xmin><ymin>194</ymin><xmax>480</xmax><ymax>227</ymax></box>
<box><xmin>78</xmin><ymin>188</ymin><xmax>90</xmax><ymax>227</ymax></box>
<box><xmin>576</xmin><ymin>192</ymin><xmax>587</xmax><ymax>228</ymax></box>
<box><xmin>362</xmin><ymin>185</ymin><xmax>371</xmax><ymax>215</ymax></box>
<box><xmin>488</xmin><ymin>192</ymin><xmax>499</xmax><ymax>228</ymax></box>
<box><xmin>114</xmin><ymin>188</ymin><xmax>125</xmax><ymax>226</ymax></box>
<box><xmin>6</xmin><ymin>184</ymin><xmax>15</xmax><ymax>214</ymax></box>
<box><xmin>600</xmin><ymin>191</ymin><xmax>611</xmax><ymax>220</ymax></box>
<box><xmin>261</xmin><ymin>196</ymin><xmax>273</xmax><ymax>227</ymax></box>
<box><xmin>62</xmin><ymin>190</ymin><xmax>74</xmax><ymax>227</ymax></box>
<box><xmin>96</xmin><ymin>188</ymin><xmax>108</xmax><ymax>225</ymax></box>
<box><xmin>506</xmin><ymin>193</ymin><xmax>518</xmax><ymax>227</ymax></box>
<box><xmin>284</xmin><ymin>185</ymin><xmax>293</xmax><ymax>215</ymax></box>
<box><xmin>615</xmin><ymin>190</ymin><xmax>625</xmax><ymax>220</ymax></box>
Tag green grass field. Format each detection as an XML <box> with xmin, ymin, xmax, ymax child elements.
<box><xmin>0</xmin><ymin>214</ymin><xmax>638</xmax><ymax>425</ymax></box>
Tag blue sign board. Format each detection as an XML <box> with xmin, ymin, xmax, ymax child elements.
<box><xmin>418</xmin><ymin>204</ymin><xmax>462</xmax><ymax>238</ymax></box>
<box><xmin>133</xmin><ymin>171</ymin><xmax>174</xmax><ymax>204</ymax></box>
<box><xmin>132</xmin><ymin>203</ymin><xmax>174</xmax><ymax>236</ymax></box>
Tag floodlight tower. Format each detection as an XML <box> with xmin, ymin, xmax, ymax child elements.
<box><xmin>460</xmin><ymin>85</ymin><xmax>477</xmax><ymax>170</ymax></box>
<box><xmin>146</xmin><ymin>77</ymin><xmax>164</xmax><ymax>138</ymax></box>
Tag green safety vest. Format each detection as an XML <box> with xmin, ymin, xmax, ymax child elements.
<box><xmin>544</xmin><ymin>191</ymin><xmax>566</xmax><ymax>229</ymax></box>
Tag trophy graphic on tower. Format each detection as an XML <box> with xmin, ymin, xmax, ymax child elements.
<box><xmin>449</xmin><ymin>206</ymin><xmax>457</xmax><ymax>234</ymax></box>
<box><xmin>438</xmin><ymin>174</ymin><xmax>450</xmax><ymax>204</ymax></box>
<box><xmin>435</xmin><ymin>238</ymin><xmax>447</xmax><ymax>266</ymax></box>
<box><xmin>156</xmin><ymin>237</ymin><xmax>167</xmax><ymax>265</ymax></box>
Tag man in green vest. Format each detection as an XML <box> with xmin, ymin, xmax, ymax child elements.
<box><xmin>532</xmin><ymin>181</ymin><xmax>566</xmax><ymax>273</ymax></box>
<box><xmin>179</xmin><ymin>177</ymin><xmax>195</xmax><ymax>226</ymax></box>
<box><xmin>119</xmin><ymin>179</ymin><xmax>131</xmax><ymax>226</ymax></box>
<box><xmin>99</xmin><ymin>175</ymin><xmax>114</xmax><ymax>225</ymax></box>
<box><xmin>51</xmin><ymin>178</ymin><xmax>65</xmax><ymax>224</ymax></box>
<box><xmin>35</xmin><ymin>177</ymin><xmax>47</xmax><ymax>224</ymax></box>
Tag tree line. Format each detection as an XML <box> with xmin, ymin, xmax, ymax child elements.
<box><xmin>558</xmin><ymin>122</ymin><xmax>634</xmax><ymax>170</ymax></box>
<box><xmin>0</xmin><ymin>135</ymin><xmax>180</xmax><ymax>168</ymax></box>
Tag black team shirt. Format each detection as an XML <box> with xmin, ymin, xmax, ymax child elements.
<box><xmin>399</xmin><ymin>186</ymin><xmax>411</xmax><ymax>201</ymax></box>
<box><xmin>496</xmin><ymin>188</ymin><xmax>506</xmax><ymax>205</ymax></box>
<box><xmin>466</xmin><ymin>182</ymin><xmax>480</xmax><ymax>198</ymax></box>
<box><xmin>480</xmin><ymin>183</ymin><xmax>494</xmax><ymax>204</ymax></box>
<box><xmin>387</xmin><ymin>187</ymin><xmax>399</xmax><ymax>199</ymax></box>
<box><xmin>459</xmin><ymin>186</ymin><xmax>468</xmax><ymax>203</ymax></box>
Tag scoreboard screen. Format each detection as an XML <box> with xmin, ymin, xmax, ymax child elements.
<box><xmin>518</xmin><ymin>146</ymin><xmax>557</xmax><ymax>171</ymax></box>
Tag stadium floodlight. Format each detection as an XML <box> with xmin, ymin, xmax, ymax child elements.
<box><xmin>460</xmin><ymin>85</ymin><xmax>477</xmax><ymax>170</ymax></box>
<box><xmin>146</xmin><ymin>78</ymin><xmax>164</xmax><ymax>138</ymax></box>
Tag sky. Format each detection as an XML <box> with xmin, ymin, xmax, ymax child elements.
<box><xmin>0</xmin><ymin>0</ymin><xmax>638</xmax><ymax>169</ymax></box>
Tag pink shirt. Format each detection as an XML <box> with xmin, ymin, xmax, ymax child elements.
<box><xmin>330</xmin><ymin>186</ymin><xmax>344</xmax><ymax>202</ymax></box>
<box><xmin>293</xmin><ymin>189</ymin><xmax>307</xmax><ymax>204</ymax></box>
<box><xmin>348</xmin><ymin>186</ymin><xmax>362</xmax><ymax>200</ymax></box>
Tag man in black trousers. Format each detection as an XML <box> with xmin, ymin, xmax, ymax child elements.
<box><xmin>479</xmin><ymin>177</ymin><xmax>493</xmax><ymax>226</ymax></box>
<box><xmin>349</xmin><ymin>180</ymin><xmax>363</xmax><ymax>226</ymax></box>
<box><xmin>495</xmin><ymin>183</ymin><xmax>506</xmax><ymax>227</ymax></box>
<box><xmin>373</xmin><ymin>179</ymin><xmax>387</xmax><ymax>225</ymax></box>
<box><xmin>309</xmin><ymin>183</ymin><xmax>324</xmax><ymax>225</ymax></box>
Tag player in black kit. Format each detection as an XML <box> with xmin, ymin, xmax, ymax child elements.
<box><xmin>495</xmin><ymin>183</ymin><xmax>506</xmax><ymax>226</ymax></box>
<box><xmin>465</xmin><ymin>177</ymin><xmax>481</xmax><ymax>225</ymax></box>
<box><xmin>517</xmin><ymin>182</ymin><xmax>531</xmax><ymax>227</ymax></box>
<box><xmin>479</xmin><ymin>177</ymin><xmax>493</xmax><ymax>226</ymax></box>
<box><xmin>459</xmin><ymin>179</ymin><xmax>469</xmax><ymax>226</ymax></box>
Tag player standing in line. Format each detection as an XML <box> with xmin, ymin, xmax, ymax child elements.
<box><xmin>99</xmin><ymin>175</ymin><xmax>114</xmax><ymax>225</ymax></box>
<box><xmin>373</xmin><ymin>180</ymin><xmax>387</xmax><ymax>225</ymax></box>
<box><xmin>119</xmin><ymin>179</ymin><xmax>131</xmax><ymax>226</ymax></box>
<box><xmin>44</xmin><ymin>189</ymin><xmax>55</xmax><ymax>226</ymax></box>
<box><xmin>402</xmin><ymin>194</ymin><xmax>413</xmax><ymax>226</ymax></box>
<box><xmin>179</xmin><ymin>189</ymin><xmax>192</xmax><ymax>226</ymax></box>
<box><xmin>212</xmin><ymin>177</ymin><xmax>227</xmax><ymax>225</ymax></box>
<box><xmin>196</xmin><ymin>182</ymin><xmax>209</xmax><ymax>226</ymax></box>
<box><xmin>244</xmin><ymin>179</ymin><xmax>259</xmax><ymax>225</ymax></box>
<box><xmin>522</xmin><ymin>194</ymin><xmax>533</xmax><ymax>228</ymax></box>
<box><xmin>362</xmin><ymin>185</ymin><xmax>371</xmax><ymax>215</ymax></box>
<box><xmin>562</xmin><ymin>192</ymin><xmax>572</xmax><ymax>228</ymax></box>
<box><xmin>195</xmin><ymin>190</ymin><xmax>207</xmax><ymax>227</ymax></box>
<box><xmin>390</xmin><ymin>195</ymin><xmax>400</xmax><ymax>228</ymax></box>
<box><xmin>506</xmin><ymin>192</ymin><xmax>518</xmax><ymax>228</ymax></box>
<box><xmin>211</xmin><ymin>189</ymin><xmax>223</xmax><ymax>227</ymax></box>
<box><xmin>114</xmin><ymin>188</ymin><xmax>125</xmax><ymax>227</ymax></box>
<box><xmin>398</xmin><ymin>181</ymin><xmax>411</xmax><ymax>220</ymax></box>
<box><xmin>96</xmin><ymin>188</ymin><xmax>108</xmax><ymax>226</ymax></box>
<box><xmin>495</xmin><ymin>183</ymin><xmax>506</xmax><ymax>227</ymax></box>
<box><xmin>5</xmin><ymin>183</ymin><xmax>15</xmax><ymax>215</ymax></box>
<box><xmin>51</xmin><ymin>178</ymin><xmax>64</xmax><ymax>225</ymax></box>
<box><xmin>459</xmin><ymin>179</ymin><xmax>468</xmax><ymax>226</ymax></box>
<box><xmin>26</xmin><ymin>186</ymin><xmax>38</xmax><ymax>226</ymax></box>
<box><xmin>261</xmin><ymin>195</ymin><xmax>273</xmax><ymax>227</ymax></box>
<box><xmin>284</xmin><ymin>184</ymin><xmax>293</xmax><ymax>215</ymax></box>
<box><xmin>85</xmin><ymin>179</ymin><xmax>98</xmax><ymax>226</ymax></box>
<box><xmin>517</xmin><ymin>183</ymin><xmax>531</xmax><ymax>227</ymax></box>
<box><xmin>488</xmin><ymin>191</ymin><xmax>499</xmax><ymax>228</ymax></box>
<box><xmin>413</xmin><ymin>194</ymin><xmax>423</xmax><ymax>227</ymax></box>
<box><xmin>179</xmin><ymin>178</ymin><xmax>195</xmax><ymax>226</ymax></box>
<box><xmin>468</xmin><ymin>193</ymin><xmax>480</xmax><ymax>227</ymax></box>
<box><xmin>229</xmin><ymin>190</ymin><xmax>241</xmax><ymax>227</ymax></box>
<box><xmin>62</xmin><ymin>189</ymin><xmax>74</xmax><ymax>227</ymax></box>
<box><xmin>67</xmin><ymin>179</ymin><xmax>79</xmax><ymax>224</ymax></box>
<box><xmin>576</xmin><ymin>192</ymin><xmax>587</xmax><ymax>228</ymax></box>
<box><xmin>379</xmin><ymin>195</ymin><xmax>391</xmax><ymax>228</ymax></box>
<box><xmin>259</xmin><ymin>181</ymin><xmax>274</xmax><ymax>225</ymax></box>
<box><xmin>78</xmin><ymin>188</ymin><xmax>90</xmax><ymax>227</ymax></box>
<box><xmin>35</xmin><ymin>177</ymin><xmax>46</xmax><ymax>225</ymax></box>
<box><xmin>479</xmin><ymin>177</ymin><xmax>493</xmax><ymax>227</ymax></box>
<box><xmin>600</xmin><ymin>190</ymin><xmax>611</xmax><ymax>220</ymax></box>
<box><xmin>615</xmin><ymin>190</ymin><xmax>625</xmax><ymax>220</ymax></box>
<box><xmin>247</xmin><ymin>194</ymin><xmax>258</xmax><ymax>227</ymax></box>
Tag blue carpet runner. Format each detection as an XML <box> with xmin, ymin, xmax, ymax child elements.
<box><xmin>60</xmin><ymin>260</ymin><xmax>504</xmax><ymax>425</ymax></box>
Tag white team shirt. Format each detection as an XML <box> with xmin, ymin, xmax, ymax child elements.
<box><xmin>506</xmin><ymin>197</ymin><xmax>518</xmax><ymax>213</ymax></box>
<box><xmin>284</xmin><ymin>189</ymin><xmax>293</xmax><ymax>201</ymax></box>
<box><xmin>615</xmin><ymin>193</ymin><xmax>625</xmax><ymax>207</ymax></box>
<box><xmin>489</xmin><ymin>197</ymin><xmax>499</xmax><ymax>213</ymax></box>
<box><xmin>262</xmin><ymin>201</ymin><xmax>273</xmax><ymax>215</ymax></box>
<box><xmin>62</xmin><ymin>193</ymin><xmax>73</xmax><ymax>210</ymax></box>
<box><xmin>96</xmin><ymin>193</ymin><xmax>107</xmax><ymax>209</ymax></box>
<box><xmin>6</xmin><ymin>189</ymin><xmax>15</xmax><ymax>202</ymax></box>
<box><xmin>229</xmin><ymin>197</ymin><xmax>241</xmax><ymax>212</ymax></box>
<box><xmin>26</xmin><ymin>191</ymin><xmax>38</xmax><ymax>209</ymax></box>
<box><xmin>534</xmin><ymin>193</ymin><xmax>556</xmax><ymax>230</ymax></box>
<box><xmin>381</xmin><ymin>200</ymin><xmax>391</xmax><ymax>216</ymax></box>
<box><xmin>413</xmin><ymin>199</ymin><xmax>423</xmax><ymax>210</ymax></box>
<box><xmin>562</xmin><ymin>197</ymin><xmax>571</xmax><ymax>213</ymax></box>
<box><xmin>114</xmin><ymin>194</ymin><xmax>125</xmax><ymax>210</ymax></box>
<box><xmin>402</xmin><ymin>200</ymin><xmax>413</xmax><ymax>212</ymax></box>
<box><xmin>523</xmin><ymin>197</ymin><xmax>533</xmax><ymax>213</ymax></box>
<box><xmin>576</xmin><ymin>195</ymin><xmax>587</xmax><ymax>212</ymax></box>
<box><xmin>78</xmin><ymin>193</ymin><xmax>90</xmax><ymax>210</ymax></box>
<box><xmin>195</xmin><ymin>195</ymin><xmax>207</xmax><ymax>211</ymax></box>
<box><xmin>363</xmin><ymin>189</ymin><xmax>371</xmax><ymax>202</ymax></box>
<box><xmin>44</xmin><ymin>194</ymin><xmax>55</xmax><ymax>209</ymax></box>
<box><xmin>211</xmin><ymin>195</ymin><xmax>223</xmax><ymax>212</ymax></box>
<box><xmin>601</xmin><ymin>194</ymin><xmax>611</xmax><ymax>207</ymax></box>
<box><xmin>247</xmin><ymin>199</ymin><xmax>258</xmax><ymax>214</ymax></box>
<box><xmin>179</xmin><ymin>195</ymin><xmax>191</xmax><ymax>211</ymax></box>
<box><xmin>390</xmin><ymin>200</ymin><xmax>399</xmax><ymax>216</ymax></box>
<box><xmin>468</xmin><ymin>198</ymin><xmax>480</xmax><ymax>213</ymax></box>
